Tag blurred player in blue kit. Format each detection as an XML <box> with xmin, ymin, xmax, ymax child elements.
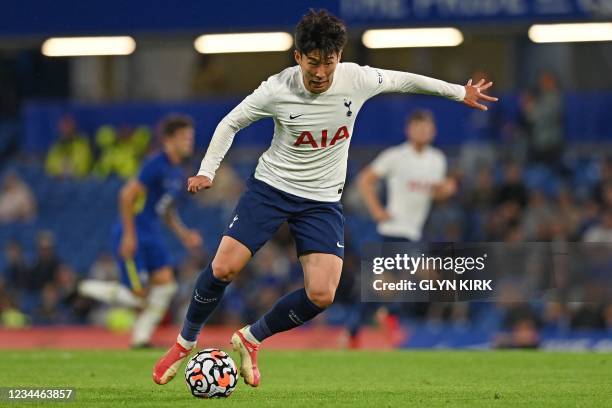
<box><xmin>78</xmin><ymin>115</ymin><xmax>202</xmax><ymax>347</ymax></box>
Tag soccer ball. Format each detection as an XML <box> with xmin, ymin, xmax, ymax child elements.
<box><xmin>184</xmin><ymin>349</ymin><xmax>238</xmax><ymax>398</ymax></box>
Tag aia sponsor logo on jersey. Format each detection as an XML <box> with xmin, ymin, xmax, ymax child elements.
<box><xmin>407</xmin><ymin>180</ymin><xmax>435</xmax><ymax>192</ymax></box>
<box><xmin>293</xmin><ymin>126</ymin><xmax>350</xmax><ymax>149</ymax></box>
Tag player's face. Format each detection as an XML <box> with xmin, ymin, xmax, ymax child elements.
<box><xmin>171</xmin><ymin>126</ymin><xmax>195</xmax><ymax>159</ymax></box>
<box><xmin>407</xmin><ymin>120</ymin><xmax>436</xmax><ymax>147</ymax></box>
<box><xmin>295</xmin><ymin>49</ymin><xmax>341</xmax><ymax>94</ymax></box>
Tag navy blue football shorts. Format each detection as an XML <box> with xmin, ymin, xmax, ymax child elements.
<box><xmin>223</xmin><ymin>176</ymin><xmax>345</xmax><ymax>259</ymax></box>
<box><xmin>111</xmin><ymin>224</ymin><xmax>172</xmax><ymax>291</ymax></box>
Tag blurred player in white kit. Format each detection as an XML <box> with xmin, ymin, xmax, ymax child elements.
<box><xmin>345</xmin><ymin>109</ymin><xmax>458</xmax><ymax>347</ymax></box>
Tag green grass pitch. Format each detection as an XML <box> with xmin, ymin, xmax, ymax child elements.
<box><xmin>1</xmin><ymin>350</ymin><xmax>610</xmax><ymax>407</ymax></box>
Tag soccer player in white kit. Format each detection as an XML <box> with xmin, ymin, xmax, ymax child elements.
<box><xmin>346</xmin><ymin>109</ymin><xmax>458</xmax><ymax>346</ymax></box>
<box><xmin>154</xmin><ymin>9</ymin><xmax>497</xmax><ymax>387</ymax></box>
<box><xmin>360</xmin><ymin>110</ymin><xmax>457</xmax><ymax>242</ymax></box>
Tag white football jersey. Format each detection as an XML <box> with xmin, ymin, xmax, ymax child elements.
<box><xmin>371</xmin><ymin>143</ymin><xmax>447</xmax><ymax>241</ymax></box>
<box><xmin>198</xmin><ymin>62</ymin><xmax>464</xmax><ymax>202</ymax></box>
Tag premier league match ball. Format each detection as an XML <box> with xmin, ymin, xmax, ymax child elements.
<box><xmin>185</xmin><ymin>349</ymin><xmax>238</xmax><ymax>398</ymax></box>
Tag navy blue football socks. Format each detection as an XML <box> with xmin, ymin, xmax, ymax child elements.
<box><xmin>180</xmin><ymin>264</ymin><xmax>230</xmax><ymax>342</ymax></box>
<box><xmin>249</xmin><ymin>288</ymin><xmax>325</xmax><ymax>342</ymax></box>
<box><xmin>181</xmin><ymin>266</ymin><xmax>326</xmax><ymax>344</ymax></box>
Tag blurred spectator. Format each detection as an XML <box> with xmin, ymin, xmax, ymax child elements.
<box><xmin>493</xmin><ymin>282</ymin><xmax>541</xmax><ymax>348</ymax></box>
<box><xmin>569</xmin><ymin>279</ymin><xmax>609</xmax><ymax>330</ymax></box>
<box><xmin>92</xmin><ymin>125</ymin><xmax>151</xmax><ymax>179</ymax></box>
<box><xmin>45</xmin><ymin>114</ymin><xmax>93</xmax><ymax>178</ymax></box>
<box><xmin>458</xmin><ymin>70</ymin><xmax>497</xmax><ymax>179</ymax></box>
<box><xmin>554</xmin><ymin>188</ymin><xmax>582</xmax><ymax>240</ymax></box>
<box><xmin>55</xmin><ymin>264</ymin><xmax>77</xmax><ymax>300</ymax></box>
<box><xmin>33</xmin><ymin>283</ymin><xmax>60</xmax><ymax>324</ymax></box>
<box><xmin>0</xmin><ymin>278</ymin><xmax>27</xmax><ymax>328</ymax></box>
<box><xmin>27</xmin><ymin>231</ymin><xmax>62</xmax><ymax>291</ymax></box>
<box><xmin>583</xmin><ymin>208</ymin><xmax>612</xmax><ymax>243</ymax></box>
<box><xmin>521</xmin><ymin>71</ymin><xmax>564</xmax><ymax>168</ymax></box>
<box><xmin>91</xmin><ymin>125</ymin><xmax>117</xmax><ymax>177</ymax></box>
<box><xmin>4</xmin><ymin>239</ymin><xmax>28</xmax><ymax>292</ymax></box>
<box><xmin>55</xmin><ymin>264</ymin><xmax>91</xmax><ymax>322</ymax></box>
<box><xmin>88</xmin><ymin>252</ymin><xmax>120</xmax><ymax>281</ymax></box>
<box><xmin>486</xmin><ymin>162</ymin><xmax>527</xmax><ymax>240</ymax></box>
<box><xmin>593</xmin><ymin>157</ymin><xmax>612</xmax><ymax>207</ymax></box>
<box><xmin>595</xmin><ymin>181</ymin><xmax>612</xmax><ymax>210</ymax></box>
<box><xmin>495</xmin><ymin>162</ymin><xmax>528</xmax><ymax>209</ymax></box>
<box><xmin>461</xmin><ymin>165</ymin><xmax>495</xmax><ymax>240</ymax></box>
<box><xmin>570</xmin><ymin>305</ymin><xmax>607</xmax><ymax>330</ymax></box>
<box><xmin>522</xmin><ymin>190</ymin><xmax>554</xmax><ymax>241</ymax></box>
<box><xmin>464</xmin><ymin>165</ymin><xmax>495</xmax><ymax>210</ymax></box>
<box><xmin>0</xmin><ymin>171</ymin><xmax>36</xmax><ymax>223</ymax></box>
<box><xmin>496</xmin><ymin>304</ymin><xmax>541</xmax><ymax>348</ymax></box>
<box><xmin>130</xmin><ymin>126</ymin><xmax>152</xmax><ymax>158</ymax></box>
<box><xmin>31</xmin><ymin>264</ymin><xmax>82</xmax><ymax>325</ymax></box>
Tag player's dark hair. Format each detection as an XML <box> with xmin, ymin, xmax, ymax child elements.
<box><xmin>407</xmin><ymin>110</ymin><xmax>434</xmax><ymax>124</ymax></box>
<box><xmin>295</xmin><ymin>9</ymin><xmax>347</xmax><ymax>58</ymax></box>
<box><xmin>161</xmin><ymin>114</ymin><xmax>193</xmax><ymax>138</ymax></box>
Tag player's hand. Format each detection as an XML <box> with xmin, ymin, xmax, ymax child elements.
<box><xmin>372</xmin><ymin>208</ymin><xmax>392</xmax><ymax>223</ymax></box>
<box><xmin>463</xmin><ymin>78</ymin><xmax>498</xmax><ymax>111</ymax></box>
<box><xmin>180</xmin><ymin>229</ymin><xmax>203</xmax><ymax>250</ymax></box>
<box><xmin>434</xmin><ymin>178</ymin><xmax>458</xmax><ymax>199</ymax></box>
<box><xmin>119</xmin><ymin>233</ymin><xmax>137</xmax><ymax>259</ymax></box>
<box><xmin>187</xmin><ymin>175</ymin><xmax>213</xmax><ymax>194</ymax></box>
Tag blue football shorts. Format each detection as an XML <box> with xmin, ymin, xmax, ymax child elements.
<box><xmin>223</xmin><ymin>176</ymin><xmax>345</xmax><ymax>259</ymax></box>
<box><xmin>111</xmin><ymin>224</ymin><xmax>172</xmax><ymax>291</ymax></box>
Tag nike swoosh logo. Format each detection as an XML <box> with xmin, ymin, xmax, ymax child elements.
<box><xmin>336</xmin><ymin>242</ymin><xmax>344</xmax><ymax>248</ymax></box>
<box><xmin>289</xmin><ymin>114</ymin><xmax>304</xmax><ymax>120</ymax></box>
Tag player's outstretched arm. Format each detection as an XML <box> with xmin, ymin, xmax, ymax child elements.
<box><xmin>432</xmin><ymin>177</ymin><xmax>458</xmax><ymax>201</ymax></box>
<box><xmin>358</xmin><ymin>166</ymin><xmax>391</xmax><ymax>223</ymax></box>
<box><xmin>187</xmin><ymin>175</ymin><xmax>212</xmax><ymax>193</ymax></box>
<box><xmin>118</xmin><ymin>179</ymin><xmax>145</xmax><ymax>259</ymax></box>
<box><xmin>462</xmin><ymin>78</ymin><xmax>498</xmax><ymax>111</ymax></box>
<box><xmin>162</xmin><ymin>204</ymin><xmax>203</xmax><ymax>250</ymax></box>
<box><xmin>366</xmin><ymin>67</ymin><xmax>498</xmax><ymax>111</ymax></box>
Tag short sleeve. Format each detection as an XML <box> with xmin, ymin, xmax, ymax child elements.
<box><xmin>370</xmin><ymin>148</ymin><xmax>397</xmax><ymax>178</ymax></box>
<box><xmin>435</xmin><ymin>153</ymin><xmax>447</xmax><ymax>182</ymax></box>
<box><xmin>137</xmin><ymin>158</ymin><xmax>159</xmax><ymax>189</ymax></box>
<box><xmin>441</xmin><ymin>155</ymin><xmax>447</xmax><ymax>178</ymax></box>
